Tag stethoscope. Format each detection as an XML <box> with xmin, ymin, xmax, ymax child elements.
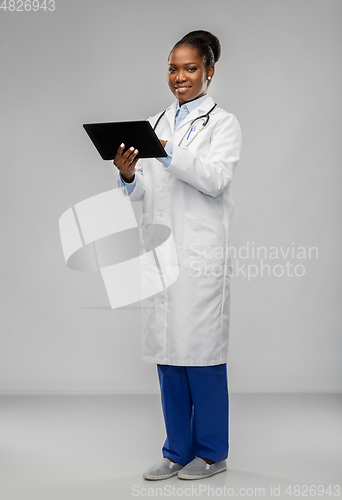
<box><xmin>153</xmin><ymin>103</ymin><xmax>217</xmax><ymax>147</ymax></box>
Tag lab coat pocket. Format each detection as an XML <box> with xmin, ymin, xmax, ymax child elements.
<box><xmin>139</xmin><ymin>213</ymin><xmax>170</xmax><ymax>254</ymax></box>
<box><xmin>183</xmin><ymin>211</ymin><xmax>228</xmax><ymax>279</ymax></box>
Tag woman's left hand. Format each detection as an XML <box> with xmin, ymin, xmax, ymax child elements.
<box><xmin>159</xmin><ymin>139</ymin><xmax>167</xmax><ymax>148</ymax></box>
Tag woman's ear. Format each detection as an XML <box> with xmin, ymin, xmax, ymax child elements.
<box><xmin>207</xmin><ymin>65</ymin><xmax>215</xmax><ymax>82</ymax></box>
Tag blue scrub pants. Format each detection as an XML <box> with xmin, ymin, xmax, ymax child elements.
<box><xmin>156</xmin><ymin>363</ymin><xmax>229</xmax><ymax>466</ymax></box>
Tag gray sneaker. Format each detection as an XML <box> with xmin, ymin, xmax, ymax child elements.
<box><xmin>178</xmin><ymin>457</ymin><xmax>227</xmax><ymax>480</ymax></box>
<box><xmin>143</xmin><ymin>458</ymin><xmax>184</xmax><ymax>480</ymax></box>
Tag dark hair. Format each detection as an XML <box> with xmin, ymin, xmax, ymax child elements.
<box><xmin>170</xmin><ymin>30</ymin><xmax>221</xmax><ymax>69</ymax></box>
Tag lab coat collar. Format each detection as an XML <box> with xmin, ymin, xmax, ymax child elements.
<box><xmin>164</xmin><ymin>95</ymin><xmax>215</xmax><ymax>134</ymax></box>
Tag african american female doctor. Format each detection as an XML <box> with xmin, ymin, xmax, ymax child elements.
<box><xmin>113</xmin><ymin>30</ymin><xmax>242</xmax><ymax>480</ymax></box>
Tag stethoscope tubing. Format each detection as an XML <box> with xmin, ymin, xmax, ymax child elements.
<box><xmin>153</xmin><ymin>103</ymin><xmax>217</xmax><ymax>148</ymax></box>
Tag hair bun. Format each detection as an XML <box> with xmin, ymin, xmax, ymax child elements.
<box><xmin>183</xmin><ymin>30</ymin><xmax>221</xmax><ymax>64</ymax></box>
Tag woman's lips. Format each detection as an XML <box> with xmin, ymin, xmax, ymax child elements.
<box><xmin>175</xmin><ymin>86</ymin><xmax>192</xmax><ymax>93</ymax></box>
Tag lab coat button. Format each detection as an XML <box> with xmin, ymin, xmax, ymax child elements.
<box><xmin>161</xmin><ymin>298</ymin><xmax>165</xmax><ymax>304</ymax></box>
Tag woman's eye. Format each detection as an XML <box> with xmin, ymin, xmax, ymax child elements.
<box><xmin>168</xmin><ymin>67</ymin><xmax>197</xmax><ymax>73</ymax></box>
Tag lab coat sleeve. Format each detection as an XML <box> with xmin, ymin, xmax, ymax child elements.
<box><xmin>116</xmin><ymin>158</ymin><xmax>146</xmax><ymax>201</ymax></box>
<box><xmin>165</xmin><ymin>114</ymin><xmax>242</xmax><ymax>198</ymax></box>
<box><xmin>156</xmin><ymin>141</ymin><xmax>174</xmax><ymax>168</ymax></box>
<box><xmin>119</xmin><ymin>171</ymin><xmax>137</xmax><ymax>195</ymax></box>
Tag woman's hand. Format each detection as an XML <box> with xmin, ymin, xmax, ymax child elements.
<box><xmin>113</xmin><ymin>143</ymin><xmax>139</xmax><ymax>182</ymax></box>
<box><xmin>159</xmin><ymin>139</ymin><xmax>167</xmax><ymax>148</ymax></box>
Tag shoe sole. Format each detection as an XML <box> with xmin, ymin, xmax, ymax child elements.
<box><xmin>143</xmin><ymin>470</ymin><xmax>182</xmax><ymax>480</ymax></box>
<box><xmin>178</xmin><ymin>465</ymin><xmax>227</xmax><ymax>480</ymax></box>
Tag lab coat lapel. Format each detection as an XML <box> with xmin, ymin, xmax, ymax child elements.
<box><xmin>163</xmin><ymin>100</ymin><xmax>178</xmax><ymax>133</ymax></box>
<box><xmin>160</xmin><ymin>95</ymin><xmax>215</xmax><ymax>142</ymax></box>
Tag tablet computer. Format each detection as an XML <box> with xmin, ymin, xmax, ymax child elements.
<box><xmin>83</xmin><ymin>120</ymin><xmax>167</xmax><ymax>160</ymax></box>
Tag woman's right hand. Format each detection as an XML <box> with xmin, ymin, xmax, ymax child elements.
<box><xmin>113</xmin><ymin>143</ymin><xmax>139</xmax><ymax>182</ymax></box>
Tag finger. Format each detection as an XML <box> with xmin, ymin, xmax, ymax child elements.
<box><xmin>123</xmin><ymin>150</ymin><xmax>139</xmax><ymax>170</ymax></box>
<box><xmin>113</xmin><ymin>143</ymin><xmax>125</xmax><ymax>165</ymax></box>
<box><xmin>129</xmin><ymin>149</ymin><xmax>139</xmax><ymax>162</ymax></box>
<box><xmin>122</xmin><ymin>146</ymin><xmax>137</xmax><ymax>160</ymax></box>
<box><xmin>128</xmin><ymin>156</ymin><xmax>139</xmax><ymax>170</ymax></box>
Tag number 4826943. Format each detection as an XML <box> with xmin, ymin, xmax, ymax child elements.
<box><xmin>0</xmin><ymin>0</ymin><xmax>55</xmax><ymax>11</ymax></box>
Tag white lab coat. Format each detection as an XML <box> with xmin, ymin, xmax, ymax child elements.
<box><xmin>117</xmin><ymin>95</ymin><xmax>242</xmax><ymax>366</ymax></box>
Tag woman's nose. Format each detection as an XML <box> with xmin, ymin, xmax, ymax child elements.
<box><xmin>175</xmin><ymin>71</ymin><xmax>187</xmax><ymax>82</ymax></box>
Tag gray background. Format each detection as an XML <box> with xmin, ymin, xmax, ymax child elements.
<box><xmin>0</xmin><ymin>0</ymin><xmax>341</xmax><ymax>394</ymax></box>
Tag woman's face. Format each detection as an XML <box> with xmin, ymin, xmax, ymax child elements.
<box><xmin>168</xmin><ymin>44</ymin><xmax>214</xmax><ymax>104</ymax></box>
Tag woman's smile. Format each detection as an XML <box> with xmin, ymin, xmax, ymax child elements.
<box><xmin>175</xmin><ymin>85</ymin><xmax>192</xmax><ymax>93</ymax></box>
